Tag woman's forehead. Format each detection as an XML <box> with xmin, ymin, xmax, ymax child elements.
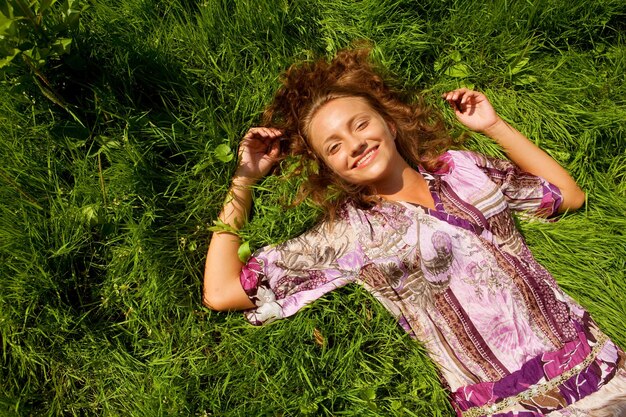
<box><xmin>314</xmin><ymin>96</ymin><xmax>373</xmax><ymax>118</ymax></box>
<box><xmin>308</xmin><ymin>97</ymin><xmax>378</xmax><ymax>138</ymax></box>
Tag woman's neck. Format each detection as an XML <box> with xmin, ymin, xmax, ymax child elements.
<box><xmin>375</xmin><ymin>166</ymin><xmax>436</xmax><ymax>209</ymax></box>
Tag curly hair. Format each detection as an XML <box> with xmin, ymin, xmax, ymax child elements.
<box><xmin>262</xmin><ymin>47</ymin><xmax>454</xmax><ymax>220</ymax></box>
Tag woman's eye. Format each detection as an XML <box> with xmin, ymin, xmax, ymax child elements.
<box><xmin>356</xmin><ymin>120</ymin><xmax>369</xmax><ymax>130</ymax></box>
<box><xmin>328</xmin><ymin>143</ymin><xmax>340</xmax><ymax>154</ymax></box>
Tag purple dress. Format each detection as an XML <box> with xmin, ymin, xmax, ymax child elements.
<box><xmin>239</xmin><ymin>150</ymin><xmax>625</xmax><ymax>417</ymax></box>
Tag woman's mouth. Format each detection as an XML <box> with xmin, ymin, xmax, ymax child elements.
<box><xmin>353</xmin><ymin>146</ymin><xmax>379</xmax><ymax>169</ymax></box>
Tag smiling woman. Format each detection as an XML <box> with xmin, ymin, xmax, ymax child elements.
<box><xmin>258</xmin><ymin>48</ymin><xmax>456</xmax><ymax>220</ymax></box>
<box><xmin>203</xmin><ymin>48</ymin><xmax>624</xmax><ymax>417</ymax></box>
<box><xmin>309</xmin><ymin>97</ymin><xmax>398</xmax><ymax>185</ymax></box>
<box><xmin>307</xmin><ymin>96</ymin><xmax>436</xmax><ymax>209</ymax></box>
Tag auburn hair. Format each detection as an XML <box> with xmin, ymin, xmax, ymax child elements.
<box><xmin>262</xmin><ymin>47</ymin><xmax>454</xmax><ymax>220</ymax></box>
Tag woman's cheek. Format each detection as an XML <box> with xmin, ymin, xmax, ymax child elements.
<box><xmin>326</xmin><ymin>154</ymin><xmax>342</xmax><ymax>172</ymax></box>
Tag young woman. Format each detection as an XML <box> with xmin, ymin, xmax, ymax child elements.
<box><xmin>203</xmin><ymin>48</ymin><xmax>626</xmax><ymax>416</ymax></box>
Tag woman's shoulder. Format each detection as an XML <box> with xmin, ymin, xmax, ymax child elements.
<box><xmin>425</xmin><ymin>149</ymin><xmax>492</xmax><ymax>179</ymax></box>
<box><xmin>437</xmin><ymin>149</ymin><xmax>488</xmax><ymax>169</ymax></box>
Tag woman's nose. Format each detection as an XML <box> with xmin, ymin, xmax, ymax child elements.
<box><xmin>348</xmin><ymin>136</ymin><xmax>367</xmax><ymax>157</ymax></box>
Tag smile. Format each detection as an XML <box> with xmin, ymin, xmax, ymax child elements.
<box><xmin>353</xmin><ymin>146</ymin><xmax>379</xmax><ymax>169</ymax></box>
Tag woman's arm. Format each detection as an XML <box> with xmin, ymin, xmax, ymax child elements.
<box><xmin>203</xmin><ymin>178</ymin><xmax>255</xmax><ymax>311</ymax></box>
<box><xmin>203</xmin><ymin>127</ymin><xmax>282</xmax><ymax>311</ymax></box>
<box><xmin>443</xmin><ymin>88</ymin><xmax>586</xmax><ymax>213</ymax></box>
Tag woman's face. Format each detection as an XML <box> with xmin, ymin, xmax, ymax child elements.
<box><xmin>308</xmin><ymin>96</ymin><xmax>404</xmax><ymax>189</ymax></box>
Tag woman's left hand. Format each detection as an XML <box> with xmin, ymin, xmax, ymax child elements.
<box><xmin>442</xmin><ymin>88</ymin><xmax>501</xmax><ymax>132</ymax></box>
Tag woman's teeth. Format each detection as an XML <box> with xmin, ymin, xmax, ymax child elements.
<box><xmin>356</xmin><ymin>148</ymin><xmax>376</xmax><ymax>167</ymax></box>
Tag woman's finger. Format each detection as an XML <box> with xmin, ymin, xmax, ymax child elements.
<box><xmin>447</xmin><ymin>98</ymin><xmax>460</xmax><ymax>113</ymax></box>
<box><xmin>259</xmin><ymin>127</ymin><xmax>273</xmax><ymax>137</ymax></box>
<box><xmin>264</xmin><ymin>127</ymin><xmax>282</xmax><ymax>135</ymax></box>
<box><xmin>443</xmin><ymin>91</ymin><xmax>466</xmax><ymax>113</ymax></box>
<box><xmin>268</xmin><ymin>140</ymin><xmax>281</xmax><ymax>159</ymax></box>
<box><xmin>459</xmin><ymin>89</ymin><xmax>474</xmax><ymax>104</ymax></box>
<box><xmin>461</xmin><ymin>90</ymin><xmax>483</xmax><ymax>105</ymax></box>
<box><xmin>442</xmin><ymin>88</ymin><xmax>476</xmax><ymax>101</ymax></box>
<box><xmin>245</xmin><ymin>127</ymin><xmax>283</xmax><ymax>141</ymax></box>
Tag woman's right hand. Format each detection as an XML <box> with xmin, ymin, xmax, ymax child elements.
<box><xmin>204</xmin><ymin>126</ymin><xmax>283</xmax><ymax>312</ymax></box>
<box><xmin>234</xmin><ymin>127</ymin><xmax>283</xmax><ymax>185</ymax></box>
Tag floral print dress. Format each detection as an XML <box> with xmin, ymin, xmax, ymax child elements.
<box><xmin>239</xmin><ymin>150</ymin><xmax>625</xmax><ymax>417</ymax></box>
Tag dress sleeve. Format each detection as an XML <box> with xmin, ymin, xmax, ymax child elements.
<box><xmin>239</xmin><ymin>218</ymin><xmax>365</xmax><ymax>325</ymax></box>
<box><xmin>457</xmin><ymin>150</ymin><xmax>563</xmax><ymax>217</ymax></box>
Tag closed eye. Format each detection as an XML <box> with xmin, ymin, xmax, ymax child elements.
<box><xmin>356</xmin><ymin>119</ymin><xmax>369</xmax><ymax>131</ymax></box>
<box><xmin>328</xmin><ymin>142</ymin><xmax>341</xmax><ymax>155</ymax></box>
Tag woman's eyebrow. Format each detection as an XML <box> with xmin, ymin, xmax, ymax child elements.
<box><xmin>321</xmin><ymin>113</ymin><xmax>366</xmax><ymax>145</ymax></box>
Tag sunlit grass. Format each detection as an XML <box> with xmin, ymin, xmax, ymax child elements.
<box><xmin>1</xmin><ymin>0</ymin><xmax>624</xmax><ymax>415</ymax></box>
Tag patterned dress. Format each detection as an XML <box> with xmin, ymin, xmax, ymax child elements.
<box><xmin>239</xmin><ymin>150</ymin><xmax>625</xmax><ymax>417</ymax></box>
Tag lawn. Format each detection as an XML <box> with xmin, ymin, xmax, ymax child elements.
<box><xmin>1</xmin><ymin>0</ymin><xmax>625</xmax><ymax>415</ymax></box>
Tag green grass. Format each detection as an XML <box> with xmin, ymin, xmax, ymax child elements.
<box><xmin>1</xmin><ymin>0</ymin><xmax>625</xmax><ymax>415</ymax></box>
